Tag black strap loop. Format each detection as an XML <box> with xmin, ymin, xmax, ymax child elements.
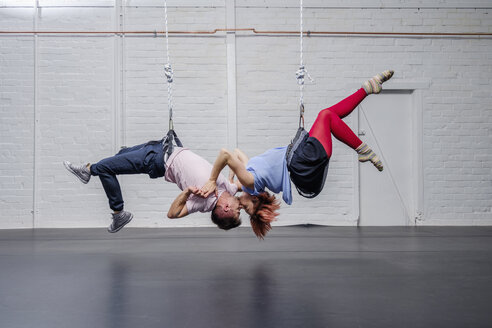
<box><xmin>162</xmin><ymin>129</ymin><xmax>183</xmax><ymax>161</ymax></box>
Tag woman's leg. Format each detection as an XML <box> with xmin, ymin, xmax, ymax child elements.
<box><xmin>324</xmin><ymin>88</ymin><xmax>368</xmax><ymax>119</ymax></box>
<box><xmin>308</xmin><ymin>91</ymin><xmax>383</xmax><ymax>171</ymax></box>
<box><xmin>308</xmin><ymin>88</ymin><xmax>367</xmax><ymax>157</ymax></box>
<box><xmin>307</xmin><ymin>69</ymin><xmax>395</xmax><ymax>171</ymax></box>
<box><xmin>313</xmin><ymin>68</ymin><xmax>393</xmax><ymax>122</ymax></box>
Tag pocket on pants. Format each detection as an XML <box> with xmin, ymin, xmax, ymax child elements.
<box><xmin>143</xmin><ymin>151</ymin><xmax>157</xmax><ymax>169</ymax></box>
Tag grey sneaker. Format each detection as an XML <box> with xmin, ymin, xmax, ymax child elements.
<box><xmin>63</xmin><ymin>161</ymin><xmax>91</xmax><ymax>184</ymax></box>
<box><xmin>108</xmin><ymin>211</ymin><xmax>133</xmax><ymax>233</ymax></box>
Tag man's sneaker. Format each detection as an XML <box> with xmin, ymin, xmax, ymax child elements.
<box><xmin>108</xmin><ymin>211</ymin><xmax>133</xmax><ymax>233</ymax></box>
<box><xmin>63</xmin><ymin>161</ymin><xmax>91</xmax><ymax>184</ymax></box>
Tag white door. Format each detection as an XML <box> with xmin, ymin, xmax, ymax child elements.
<box><xmin>358</xmin><ymin>90</ymin><xmax>415</xmax><ymax>226</ymax></box>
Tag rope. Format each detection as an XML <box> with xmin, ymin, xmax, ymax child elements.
<box><xmin>164</xmin><ymin>0</ymin><xmax>174</xmax><ymax>130</ymax></box>
<box><xmin>296</xmin><ymin>0</ymin><xmax>313</xmax><ymax>128</ymax></box>
<box><xmin>297</xmin><ymin>0</ymin><xmax>305</xmax><ymax>127</ymax></box>
<box><xmin>358</xmin><ymin>104</ymin><xmax>413</xmax><ymax>224</ymax></box>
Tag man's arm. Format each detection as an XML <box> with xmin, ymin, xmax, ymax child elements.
<box><xmin>167</xmin><ymin>187</ymin><xmax>199</xmax><ymax>219</ymax></box>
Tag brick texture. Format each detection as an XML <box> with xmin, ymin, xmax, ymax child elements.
<box><xmin>1</xmin><ymin>2</ymin><xmax>491</xmax><ymax>229</ymax></box>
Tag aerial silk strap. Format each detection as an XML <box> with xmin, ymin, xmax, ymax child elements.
<box><xmin>286</xmin><ymin>127</ymin><xmax>309</xmax><ymax>167</ymax></box>
<box><xmin>162</xmin><ymin>129</ymin><xmax>183</xmax><ymax>162</ymax></box>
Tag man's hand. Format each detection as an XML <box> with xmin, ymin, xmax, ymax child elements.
<box><xmin>197</xmin><ymin>180</ymin><xmax>218</xmax><ymax>198</ymax></box>
<box><xmin>187</xmin><ymin>186</ymin><xmax>200</xmax><ymax>195</ymax></box>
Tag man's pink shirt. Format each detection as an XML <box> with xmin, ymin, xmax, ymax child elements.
<box><xmin>164</xmin><ymin>147</ymin><xmax>238</xmax><ymax>214</ymax></box>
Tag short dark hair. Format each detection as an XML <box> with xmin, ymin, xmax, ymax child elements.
<box><xmin>211</xmin><ymin>206</ymin><xmax>242</xmax><ymax>231</ymax></box>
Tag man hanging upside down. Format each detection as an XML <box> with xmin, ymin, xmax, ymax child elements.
<box><xmin>64</xmin><ymin>144</ymin><xmax>243</xmax><ymax>233</ymax></box>
<box><xmin>198</xmin><ymin>70</ymin><xmax>394</xmax><ymax>239</ymax></box>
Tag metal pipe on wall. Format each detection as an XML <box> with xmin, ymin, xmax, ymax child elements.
<box><xmin>0</xmin><ymin>29</ymin><xmax>491</xmax><ymax>37</ymax></box>
<box><xmin>32</xmin><ymin>0</ymin><xmax>39</xmax><ymax>229</ymax></box>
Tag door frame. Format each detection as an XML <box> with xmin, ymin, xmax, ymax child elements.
<box><xmin>349</xmin><ymin>80</ymin><xmax>429</xmax><ymax>226</ymax></box>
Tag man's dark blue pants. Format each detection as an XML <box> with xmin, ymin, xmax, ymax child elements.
<box><xmin>90</xmin><ymin>142</ymin><xmax>166</xmax><ymax>212</ymax></box>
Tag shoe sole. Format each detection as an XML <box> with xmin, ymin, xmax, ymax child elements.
<box><xmin>63</xmin><ymin>161</ymin><xmax>90</xmax><ymax>184</ymax></box>
<box><xmin>107</xmin><ymin>213</ymin><xmax>133</xmax><ymax>233</ymax></box>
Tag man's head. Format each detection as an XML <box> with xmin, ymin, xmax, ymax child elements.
<box><xmin>211</xmin><ymin>191</ymin><xmax>242</xmax><ymax>230</ymax></box>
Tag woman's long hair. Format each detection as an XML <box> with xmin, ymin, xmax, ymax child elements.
<box><xmin>250</xmin><ymin>192</ymin><xmax>280</xmax><ymax>239</ymax></box>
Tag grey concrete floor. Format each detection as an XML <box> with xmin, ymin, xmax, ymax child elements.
<box><xmin>0</xmin><ymin>226</ymin><xmax>492</xmax><ymax>328</ymax></box>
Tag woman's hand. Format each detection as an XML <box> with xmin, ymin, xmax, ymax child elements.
<box><xmin>197</xmin><ymin>180</ymin><xmax>218</xmax><ymax>198</ymax></box>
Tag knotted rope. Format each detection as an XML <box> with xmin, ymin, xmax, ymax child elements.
<box><xmin>296</xmin><ymin>0</ymin><xmax>313</xmax><ymax>128</ymax></box>
<box><xmin>164</xmin><ymin>0</ymin><xmax>174</xmax><ymax>130</ymax></box>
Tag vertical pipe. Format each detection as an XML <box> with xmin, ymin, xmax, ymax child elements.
<box><xmin>413</xmin><ymin>90</ymin><xmax>424</xmax><ymax>224</ymax></box>
<box><xmin>298</xmin><ymin>0</ymin><xmax>304</xmax><ymax>127</ymax></box>
<box><xmin>226</xmin><ymin>0</ymin><xmax>237</xmax><ymax>149</ymax></box>
<box><xmin>120</xmin><ymin>0</ymin><xmax>126</xmax><ymax>148</ymax></box>
<box><xmin>354</xmin><ymin>106</ymin><xmax>361</xmax><ymax>226</ymax></box>
<box><xmin>32</xmin><ymin>0</ymin><xmax>39</xmax><ymax>229</ymax></box>
<box><xmin>113</xmin><ymin>0</ymin><xmax>121</xmax><ymax>153</ymax></box>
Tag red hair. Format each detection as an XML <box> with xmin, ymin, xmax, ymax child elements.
<box><xmin>250</xmin><ymin>192</ymin><xmax>280</xmax><ymax>239</ymax></box>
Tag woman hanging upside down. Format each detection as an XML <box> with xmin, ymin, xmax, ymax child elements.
<box><xmin>198</xmin><ymin>70</ymin><xmax>394</xmax><ymax>239</ymax></box>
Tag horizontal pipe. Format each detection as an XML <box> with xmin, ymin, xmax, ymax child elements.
<box><xmin>0</xmin><ymin>28</ymin><xmax>491</xmax><ymax>36</ymax></box>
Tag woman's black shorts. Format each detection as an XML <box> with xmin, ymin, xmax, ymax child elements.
<box><xmin>287</xmin><ymin>132</ymin><xmax>329</xmax><ymax>198</ymax></box>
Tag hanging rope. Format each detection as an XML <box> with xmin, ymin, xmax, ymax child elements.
<box><xmin>160</xmin><ymin>0</ymin><xmax>184</xmax><ymax>161</ymax></box>
<box><xmin>164</xmin><ymin>0</ymin><xmax>174</xmax><ymax>131</ymax></box>
<box><xmin>297</xmin><ymin>0</ymin><xmax>305</xmax><ymax>128</ymax></box>
<box><xmin>296</xmin><ymin>0</ymin><xmax>313</xmax><ymax>128</ymax></box>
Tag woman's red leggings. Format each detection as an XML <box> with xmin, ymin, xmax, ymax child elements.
<box><xmin>308</xmin><ymin>88</ymin><xmax>367</xmax><ymax>157</ymax></box>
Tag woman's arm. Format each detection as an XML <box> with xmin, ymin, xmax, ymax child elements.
<box><xmin>198</xmin><ymin>148</ymin><xmax>255</xmax><ymax>198</ymax></box>
<box><xmin>229</xmin><ymin>148</ymin><xmax>249</xmax><ymax>184</ymax></box>
<box><xmin>234</xmin><ymin>148</ymin><xmax>249</xmax><ymax>165</ymax></box>
<box><xmin>234</xmin><ymin>180</ymin><xmax>243</xmax><ymax>192</ymax></box>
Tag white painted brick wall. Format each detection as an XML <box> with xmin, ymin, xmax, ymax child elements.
<box><xmin>0</xmin><ymin>9</ymin><xmax>35</xmax><ymax>228</ymax></box>
<box><xmin>1</xmin><ymin>1</ymin><xmax>491</xmax><ymax>229</ymax></box>
<box><xmin>36</xmin><ymin>7</ymin><xmax>115</xmax><ymax>228</ymax></box>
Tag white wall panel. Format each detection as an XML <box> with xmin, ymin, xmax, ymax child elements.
<box><xmin>35</xmin><ymin>7</ymin><xmax>115</xmax><ymax>228</ymax></box>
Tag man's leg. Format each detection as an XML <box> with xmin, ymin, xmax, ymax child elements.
<box><xmin>90</xmin><ymin>144</ymin><xmax>156</xmax><ymax>232</ymax></box>
<box><xmin>63</xmin><ymin>161</ymin><xmax>91</xmax><ymax>184</ymax></box>
<box><xmin>114</xmin><ymin>142</ymin><xmax>148</xmax><ymax>156</ymax></box>
<box><xmin>64</xmin><ymin>156</ymin><xmax>134</xmax><ymax>232</ymax></box>
<box><xmin>63</xmin><ymin>142</ymin><xmax>150</xmax><ymax>187</ymax></box>
<box><xmin>89</xmin><ymin>159</ymin><xmax>125</xmax><ymax>213</ymax></box>
<box><xmin>90</xmin><ymin>144</ymin><xmax>153</xmax><ymax>211</ymax></box>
